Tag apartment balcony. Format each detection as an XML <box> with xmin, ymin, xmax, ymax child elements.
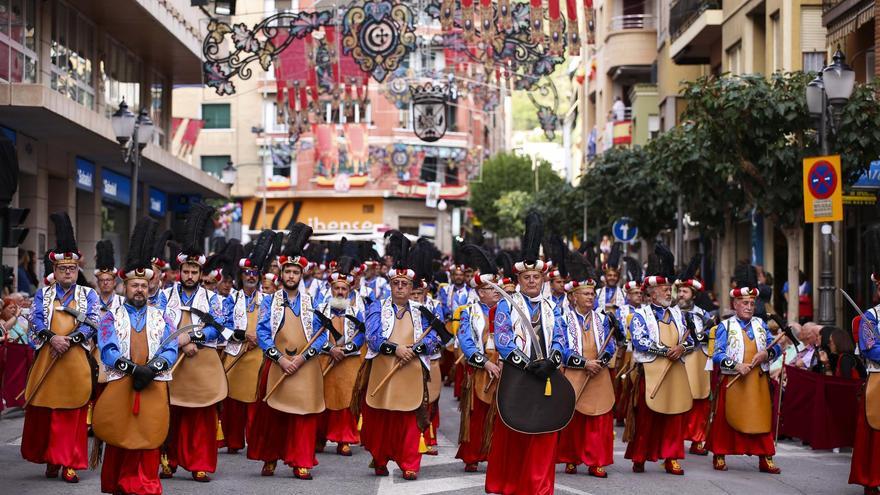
<box><xmin>604</xmin><ymin>15</ymin><xmax>657</xmax><ymax>80</ymax></box>
<box><xmin>822</xmin><ymin>0</ymin><xmax>875</xmax><ymax>49</ymax></box>
<box><xmin>669</xmin><ymin>0</ymin><xmax>722</xmax><ymax>65</ymax></box>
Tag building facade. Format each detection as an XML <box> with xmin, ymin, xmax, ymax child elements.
<box><xmin>0</xmin><ymin>0</ymin><xmax>229</xmax><ymax>279</ymax></box>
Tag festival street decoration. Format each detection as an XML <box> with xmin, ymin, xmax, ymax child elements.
<box><xmin>341</xmin><ymin>1</ymin><xmax>417</xmax><ymax>83</ymax></box>
<box><xmin>411</xmin><ymin>83</ymin><xmax>449</xmax><ymax>143</ymax></box>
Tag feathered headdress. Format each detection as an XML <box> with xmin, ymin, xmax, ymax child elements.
<box><xmin>203</xmin><ymin>253</ymin><xmax>228</xmax><ymax>283</ymax></box>
<box><xmin>48</xmin><ymin>212</ymin><xmax>80</xmax><ymax>265</ymax></box>
<box><xmin>278</xmin><ymin>222</ymin><xmax>313</xmax><ymax>269</ymax></box>
<box><xmin>241</xmin><ymin>230</ymin><xmax>274</xmax><ymax>272</ymax></box>
<box><xmin>462</xmin><ymin>244</ymin><xmax>497</xmax><ymax>288</ymax></box>
<box><xmin>409</xmin><ymin>238</ymin><xmax>437</xmax><ymax>289</ymax></box>
<box><xmin>328</xmin><ymin>237</ymin><xmax>362</xmax><ymax>287</ymax></box>
<box><xmin>515</xmin><ymin>211</ymin><xmax>546</xmax><ymax>274</ymax></box>
<box><xmin>496</xmin><ymin>250</ymin><xmax>516</xmax><ymax>288</ymax></box>
<box><xmin>731</xmin><ymin>261</ymin><xmax>759</xmax><ymax>298</ymax></box>
<box><xmin>675</xmin><ymin>254</ymin><xmax>703</xmax><ymax>291</ymax></box>
<box><xmin>177</xmin><ymin>203</ymin><xmax>215</xmax><ymax>267</ymax></box>
<box><xmin>221</xmin><ymin>239</ymin><xmax>244</xmax><ymax>281</ymax></box>
<box><xmin>544</xmin><ymin>234</ymin><xmax>567</xmax><ymax>280</ymax></box>
<box><xmin>623</xmin><ymin>255</ymin><xmax>643</xmax><ymax>293</ymax></box>
<box><xmin>564</xmin><ymin>250</ymin><xmax>599</xmax><ymax>293</ymax></box>
<box><xmin>451</xmin><ymin>238</ymin><xmax>469</xmax><ymax>271</ymax></box>
<box><xmin>643</xmin><ymin>242</ymin><xmax>675</xmax><ymax>288</ymax></box>
<box><xmin>604</xmin><ymin>242</ymin><xmax>622</xmax><ymax>274</ymax></box>
<box><xmin>94</xmin><ymin>240</ymin><xmax>117</xmax><ymax>277</ymax></box>
<box><xmin>121</xmin><ymin>216</ymin><xmax>158</xmax><ymax>281</ymax></box>
<box><xmin>151</xmin><ymin>229</ymin><xmax>173</xmax><ymax>270</ymax></box>
<box><xmin>385</xmin><ymin>230</ymin><xmax>414</xmax><ymax>280</ymax></box>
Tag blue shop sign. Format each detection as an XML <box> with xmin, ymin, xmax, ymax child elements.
<box><xmin>1</xmin><ymin>125</ymin><xmax>15</xmax><ymax>144</ymax></box>
<box><xmin>853</xmin><ymin>161</ymin><xmax>880</xmax><ymax>190</ymax></box>
<box><xmin>102</xmin><ymin>168</ymin><xmax>132</xmax><ymax>206</ymax></box>
<box><xmin>75</xmin><ymin>157</ymin><xmax>95</xmax><ymax>192</ymax></box>
<box><xmin>149</xmin><ymin>187</ymin><xmax>167</xmax><ymax>217</ymax></box>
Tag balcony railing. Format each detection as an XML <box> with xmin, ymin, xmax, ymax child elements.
<box><xmin>669</xmin><ymin>0</ymin><xmax>721</xmax><ymax>40</ymax></box>
<box><xmin>823</xmin><ymin>0</ymin><xmax>845</xmax><ymax>13</ymax></box>
<box><xmin>607</xmin><ymin>14</ymin><xmax>657</xmax><ymax>32</ymax></box>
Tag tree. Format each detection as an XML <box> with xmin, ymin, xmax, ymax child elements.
<box><xmin>529</xmin><ymin>182</ymin><xmax>585</xmax><ymax>239</ymax></box>
<box><xmin>494</xmin><ymin>191</ymin><xmax>532</xmax><ymax>239</ymax></box>
<box><xmin>469</xmin><ymin>152</ymin><xmax>565</xmax><ymax>235</ymax></box>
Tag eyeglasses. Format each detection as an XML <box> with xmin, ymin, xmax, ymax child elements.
<box><xmin>243</xmin><ymin>269</ymin><xmax>260</xmax><ymax>277</ymax></box>
<box><xmin>56</xmin><ymin>265</ymin><xmax>78</xmax><ymax>273</ymax></box>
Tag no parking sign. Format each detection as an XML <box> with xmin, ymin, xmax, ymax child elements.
<box><xmin>803</xmin><ymin>155</ymin><xmax>843</xmax><ymax>223</ymax></box>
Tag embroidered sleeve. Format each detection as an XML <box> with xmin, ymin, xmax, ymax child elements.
<box><xmin>602</xmin><ymin>316</ymin><xmax>616</xmax><ymax>357</ymax></box>
<box><xmin>550</xmin><ymin>303</ymin><xmax>566</xmax><ymax>356</ymax></box>
<box><xmin>860</xmin><ymin>311</ymin><xmax>880</xmax><ymax>362</ymax></box>
<box><xmin>420</xmin><ymin>330</ymin><xmax>441</xmax><ymax>356</ymax></box>
<box><xmin>630</xmin><ymin>313</ymin><xmax>667</xmax><ymax>356</ymax></box>
<box><xmin>256</xmin><ymin>295</ymin><xmax>275</xmax><ymax>352</ymax></box>
<box><xmin>712</xmin><ymin>322</ymin><xmax>736</xmax><ymax>371</ymax></box>
<box><xmin>365</xmin><ymin>298</ymin><xmax>385</xmax><ymax>354</ymax></box>
<box><xmin>155</xmin><ymin>314</ymin><xmax>179</xmax><ymax>368</ymax></box>
<box><xmin>493</xmin><ymin>300</ymin><xmax>517</xmax><ymax>360</ymax></box>
<box><xmin>79</xmin><ymin>289</ymin><xmax>101</xmax><ymax>341</ymax></box>
<box><xmin>457</xmin><ymin>308</ymin><xmax>480</xmax><ymax>360</ymax></box>
<box><xmin>98</xmin><ymin>311</ymin><xmax>121</xmax><ymax>367</ymax></box>
<box><xmin>28</xmin><ymin>289</ymin><xmax>52</xmax><ymax>346</ymax></box>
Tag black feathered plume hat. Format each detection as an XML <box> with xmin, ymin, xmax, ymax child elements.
<box><xmin>496</xmin><ymin>251</ymin><xmax>516</xmax><ymax>289</ymax></box>
<box><xmin>221</xmin><ymin>239</ymin><xmax>243</xmax><ymax>280</ymax></box>
<box><xmin>49</xmin><ymin>212</ymin><xmax>80</xmax><ymax>265</ymax></box>
<box><xmin>409</xmin><ymin>238</ymin><xmax>437</xmax><ymax>289</ymax></box>
<box><xmin>328</xmin><ymin>237</ymin><xmax>362</xmax><ymax>287</ymax></box>
<box><xmin>515</xmin><ymin>211</ymin><xmax>548</xmax><ymax>274</ymax></box>
<box><xmin>176</xmin><ymin>203</ymin><xmax>215</xmax><ymax>267</ymax></box>
<box><xmin>121</xmin><ymin>217</ymin><xmax>158</xmax><ymax>281</ymax></box>
<box><xmin>731</xmin><ymin>261</ymin><xmax>759</xmax><ymax>299</ymax></box>
<box><xmin>462</xmin><ymin>244</ymin><xmax>497</xmax><ymax>288</ymax></box>
<box><xmin>543</xmin><ymin>235</ymin><xmax>567</xmax><ymax>281</ymax></box>
<box><xmin>384</xmin><ymin>230</ymin><xmax>414</xmax><ymax>281</ymax></box>
<box><xmin>675</xmin><ymin>254</ymin><xmax>704</xmax><ymax>291</ymax></box>
<box><xmin>278</xmin><ymin>222</ymin><xmax>313</xmax><ymax>269</ymax></box>
<box><xmin>564</xmin><ymin>250</ymin><xmax>599</xmax><ymax>293</ymax></box>
<box><xmin>623</xmin><ymin>256</ymin><xmax>643</xmax><ymax>293</ymax></box>
<box><xmin>241</xmin><ymin>230</ymin><xmax>274</xmax><ymax>273</ymax></box>
<box><xmin>94</xmin><ymin>239</ymin><xmax>118</xmax><ymax>278</ymax></box>
<box><xmin>451</xmin><ymin>238</ymin><xmax>470</xmax><ymax>272</ymax></box>
<box><xmin>603</xmin><ymin>242</ymin><xmax>622</xmax><ymax>275</ymax></box>
<box><xmin>643</xmin><ymin>242</ymin><xmax>675</xmax><ymax>289</ymax></box>
<box><xmin>151</xmin><ymin>229</ymin><xmax>173</xmax><ymax>271</ymax></box>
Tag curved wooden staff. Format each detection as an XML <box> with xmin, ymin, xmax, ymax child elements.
<box><xmin>725</xmin><ymin>331</ymin><xmax>791</xmax><ymax>388</ymax></box>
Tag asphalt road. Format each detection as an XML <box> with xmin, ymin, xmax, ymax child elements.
<box><xmin>0</xmin><ymin>386</ymin><xmax>861</xmax><ymax>494</ymax></box>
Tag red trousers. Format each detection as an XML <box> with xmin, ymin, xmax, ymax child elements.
<box><xmin>455</xmin><ymin>397</ymin><xmax>491</xmax><ymax>464</ymax></box>
<box><xmin>317</xmin><ymin>408</ymin><xmax>360</xmax><ymax>444</ymax></box>
<box><xmin>21</xmin><ymin>405</ymin><xmax>89</xmax><ymax>469</ymax></box>
<box><xmin>624</xmin><ymin>375</ymin><xmax>686</xmax><ymax>463</ymax></box>
<box><xmin>101</xmin><ymin>445</ymin><xmax>162</xmax><ymax>495</ymax></box>
<box><xmin>453</xmin><ymin>361</ymin><xmax>465</xmax><ymax>399</ymax></box>
<box><xmin>557</xmin><ymin>411</ymin><xmax>615</xmax><ymax>468</ymax></box>
<box><xmin>220</xmin><ymin>398</ymin><xmax>256</xmax><ymax>451</ymax></box>
<box><xmin>685</xmin><ymin>398</ymin><xmax>710</xmax><ymax>443</ymax></box>
<box><xmin>850</xmin><ymin>394</ymin><xmax>880</xmax><ymax>488</ymax></box>
<box><xmin>706</xmin><ymin>377</ymin><xmax>775</xmax><ymax>456</ymax></box>
<box><xmin>166</xmin><ymin>405</ymin><xmax>218</xmax><ymax>473</ymax></box>
<box><xmin>425</xmin><ymin>400</ymin><xmax>440</xmax><ymax>447</ymax></box>
<box><xmin>360</xmin><ymin>404</ymin><xmax>422</xmax><ymax>472</ymax></box>
<box><xmin>246</xmin><ymin>363</ymin><xmax>319</xmax><ymax>469</ymax></box>
<box><xmin>486</xmin><ymin>420</ymin><xmax>558</xmax><ymax>495</ymax></box>
<box><xmin>2</xmin><ymin>342</ymin><xmax>33</xmax><ymax>409</ymax></box>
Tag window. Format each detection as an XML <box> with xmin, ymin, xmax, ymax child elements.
<box><xmin>447</xmin><ymin>100</ymin><xmax>458</xmax><ymax>132</ymax></box>
<box><xmin>202</xmin><ymin>103</ymin><xmax>231</xmax><ymax>129</ymax></box>
<box><xmin>398</xmin><ymin>103</ymin><xmax>412</xmax><ymax>129</ymax></box>
<box><xmin>800</xmin><ymin>7</ymin><xmax>826</xmax><ymax>73</ymax></box>
<box><xmin>101</xmin><ymin>36</ymin><xmax>142</xmax><ymax>118</ymax></box>
<box><xmin>420</xmin><ymin>156</ymin><xmax>438</xmax><ymax>182</ymax></box>
<box><xmin>149</xmin><ymin>70</ymin><xmax>167</xmax><ymax>147</ymax></box>
<box><xmin>201</xmin><ymin>155</ymin><xmax>231</xmax><ymax>178</ymax></box>
<box><xmin>770</xmin><ymin>13</ymin><xmax>781</xmax><ymax>72</ymax></box>
<box><xmin>263</xmin><ymin>100</ymin><xmax>287</xmax><ymax>133</ymax></box>
<box><xmin>52</xmin><ymin>1</ymin><xmax>95</xmax><ymax>107</ymax></box>
<box><xmin>867</xmin><ymin>49</ymin><xmax>875</xmax><ymax>83</ymax></box>
<box><xmin>727</xmin><ymin>43</ymin><xmax>742</xmax><ymax>75</ymax></box>
<box><xmin>0</xmin><ymin>0</ymin><xmax>37</xmax><ymax>83</ymax></box>
<box><xmin>803</xmin><ymin>52</ymin><xmax>825</xmax><ymax>73</ymax></box>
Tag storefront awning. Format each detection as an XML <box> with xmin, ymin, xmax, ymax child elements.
<box><xmin>825</xmin><ymin>2</ymin><xmax>874</xmax><ymax>48</ymax></box>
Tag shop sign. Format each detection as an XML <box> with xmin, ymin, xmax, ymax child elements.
<box><xmin>149</xmin><ymin>187</ymin><xmax>167</xmax><ymax>217</ymax></box>
<box><xmin>75</xmin><ymin>157</ymin><xmax>95</xmax><ymax>192</ymax></box>
<box><xmin>102</xmin><ymin>168</ymin><xmax>131</xmax><ymax>206</ymax></box>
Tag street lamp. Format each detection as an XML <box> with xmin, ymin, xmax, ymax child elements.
<box><xmin>804</xmin><ymin>47</ymin><xmax>855</xmax><ymax>326</ymax></box>
<box><xmin>111</xmin><ymin>100</ymin><xmax>155</xmax><ymax>235</ymax></box>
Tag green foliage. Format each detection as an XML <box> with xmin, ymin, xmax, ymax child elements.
<box><xmin>494</xmin><ymin>191</ymin><xmax>532</xmax><ymax>238</ymax></box>
<box><xmin>469</xmin><ymin>152</ymin><xmax>564</xmax><ymax>235</ymax></box>
<box><xmin>531</xmin><ymin>182</ymin><xmax>585</xmax><ymax>238</ymax></box>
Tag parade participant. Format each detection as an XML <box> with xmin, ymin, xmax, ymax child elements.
<box><xmin>558</xmin><ymin>250</ymin><xmax>617</xmax><ymax>478</ymax></box>
<box><xmin>148</xmin><ymin>231</ymin><xmax>173</xmax><ymax>309</ymax></box>
<box><xmin>455</xmin><ymin>244</ymin><xmax>502</xmax><ymax>472</ymax></box>
<box><xmin>438</xmin><ymin>245</ymin><xmax>474</xmax><ymax>322</ymax></box>
<box><xmin>247</xmin><ymin>222</ymin><xmax>328</xmax><ymax>480</ymax></box>
<box><xmin>359</xmin><ymin>246</ymin><xmax>390</xmax><ymax>302</ymax></box>
<box><xmin>596</xmin><ymin>242</ymin><xmax>625</xmax><ymax>313</ymax></box>
<box><xmin>543</xmin><ymin>236</ymin><xmax>568</xmax><ymax>311</ymax></box>
<box><xmin>201</xmin><ymin>253</ymin><xmax>224</xmax><ymax>295</ymax></box>
<box><xmin>707</xmin><ymin>264</ymin><xmax>781</xmax><ymax>474</ymax></box>
<box><xmin>487</xmin><ymin>212</ymin><xmax>569</xmax><ymax>495</ymax></box>
<box><xmin>676</xmin><ymin>255</ymin><xmax>711</xmax><ymax>456</ymax></box>
<box><xmin>221</xmin><ymin>236</ymin><xmax>267</xmax><ymax>455</ymax></box>
<box><xmin>851</xmin><ymin>227</ymin><xmax>880</xmax><ymax>495</ymax></box>
<box><xmin>161</xmin><ymin>203</ymin><xmax>230</xmax><ymax>483</ymax></box>
<box><xmin>624</xmin><ymin>243</ymin><xmax>694</xmax><ymax>475</ymax></box>
<box><xmin>21</xmin><ymin>212</ymin><xmax>99</xmax><ymax>483</ymax></box>
<box><xmin>93</xmin><ymin>217</ymin><xmax>178</xmax><ymax>495</ymax></box>
<box><xmin>315</xmin><ymin>244</ymin><xmax>365</xmax><ymax>457</ymax></box>
<box><xmin>94</xmin><ymin>240</ymin><xmax>122</xmax><ymax>313</ymax></box>
<box><xmin>357</xmin><ymin>232</ymin><xmax>443</xmax><ymax>481</ymax></box>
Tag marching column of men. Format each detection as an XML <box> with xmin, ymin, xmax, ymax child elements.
<box><xmin>23</xmin><ymin>206</ymin><xmax>880</xmax><ymax>495</ymax></box>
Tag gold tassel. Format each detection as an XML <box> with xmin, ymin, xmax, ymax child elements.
<box><xmin>544</xmin><ymin>377</ymin><xmax>552</xmax><ymax>396</ymax></box>
<box><xmin>358</xmin><ymin>414</ymin><xmax>363</xmax><ymax>432</ymax></box>
<box><xmin>419</xmin><ymin>433</ymin><xmax>428</xmax><ymax>454</ymax></box>
<box><xmin>216</xmin><ymin>418</ymin><xmax>225</xmax><ymax>441</ymax></box>
<box><xmin>87</xmin><ymin>402</ymin><xmax>93</xmax><ymax>426</ymax></box>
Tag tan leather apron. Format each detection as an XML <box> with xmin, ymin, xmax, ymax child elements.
<box><xmin>643</xmin><ymin>314</ymin><xmax>693</xmax><ymax>415</ymax></box>
<box><xmin>169</xmin><ymin>311</ymin><xmax>228</xmax><ymax>407</ymax></box>
<box><xmin>473</xmin><ymin>331</ymin><xmax>499</xmax><ymax>404</ymax></box>
<box><xmin>564</xmin><ymin>315</ymin><xmax>615</xmax><ymax>416</ymax></box>
<box><xmin>225</xmin><ymin>307</ymin><xmax>263</xmax><ymax>403</ymax></box>
<box><xmin>322</xmin><ymin>314</ymin><xmax>364</xmax><ymax>411</ymax></box>
<box><xmin>25</xmin><ymin>300</ymin><xmax>92</xmax><ymax>409</ymax></box>
<box><xmin>93</xmin><ymin>319</ymin><xmax>169</xmax><ymax>449</ymax></box>
<box><xmin>866</xmin><ymin>373</ymin><xmax>880</xmax><ymax>430</ymax></box>
<box><xmin>266</xmin><ymin>306</ymin><xmax>325</xmax><ymax>414</ymax></box>
<box><xmin>725</xmin><ymin>331</ymin><xmax>772</xmax><ymax>434</ymax></box>
<box><xmin>684</xmin><ymin>348</ymin><xmax>711</xmax><ymax>399</ymax></box>
<box><xmin>366</xmin><ymin>312</ymin><xmax>424</xmax><ymax>411</ymax></box>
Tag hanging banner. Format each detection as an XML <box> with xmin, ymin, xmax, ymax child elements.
<box><xmin>803</xmin><ymin>155</ymin><xmax>843</xmax><ymax>223</ymax></box>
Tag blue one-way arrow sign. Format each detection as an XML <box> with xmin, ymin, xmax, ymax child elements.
<box><xmin>612</xmin><ymin>217</ymin><xmax>638</xmax><ymax>243</ymax></box>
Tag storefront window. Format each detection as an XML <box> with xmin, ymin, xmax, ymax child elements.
<box><xmin>150</xmin><ymin>70</ymin><xmax>167</xmax><ymax>147</ymax></box>
<box><xmin>0</xmin><ymin>0</ymin><xmax>37</xmax><ymax>83</ymax></box>
<box><xmin>202</xmin><ymin>103</ymin><xmax>231</xmax><ymax>129</ymax></box>
<box><xmin>202</xmin><ymin>155</ymin><xmax>231</xmax><ymax>179</ymax></box>
<box><xmin>51</xmin><ymin>1</ymin><xmax>95</xmax><ymax>107</ymax></box>
<box><xmin>101</xmin><ymin>36</ymin><xmax>142</xmax><ymax>119</ymax></box>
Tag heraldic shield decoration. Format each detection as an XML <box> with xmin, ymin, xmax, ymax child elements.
<box><xmin>411</xmin><ymin>83</ymin><xmax>449</xmax><ymax>143</ymax></box>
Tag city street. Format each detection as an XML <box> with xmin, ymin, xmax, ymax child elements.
<box><xmin>0</xmin><ymin>387</ymin><xmax>858</xmax><ymax>494</ymax></box>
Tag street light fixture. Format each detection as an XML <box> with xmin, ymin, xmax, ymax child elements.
<box><xmin>221</xmin><ymin>159</ymin><xmax>237</xmax><ymax>185</ymax></box>
<box><xmin>804</xmin><ymin>47</ymin><xmax>855</xmax><ymax>327</ymax></box>
<box><xmin>111</xmin><ymin>100</ymin><xmax>155</xmax><ymax>235</ymax></box>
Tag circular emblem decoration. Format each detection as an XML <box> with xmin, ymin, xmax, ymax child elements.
<box><xmin>362</xmin><ymin>20</ymin><xmax>397</xmax><ymax>55</ymax></box>
<box><xmin>391</xmin><ymin>149</ymin><xmax>409</xmax><ymax>168</ymax></box>
<box><xmin>342</xmin><ymin>1</ymin><xmax>417</xmax><ymax>83</ymax></box>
